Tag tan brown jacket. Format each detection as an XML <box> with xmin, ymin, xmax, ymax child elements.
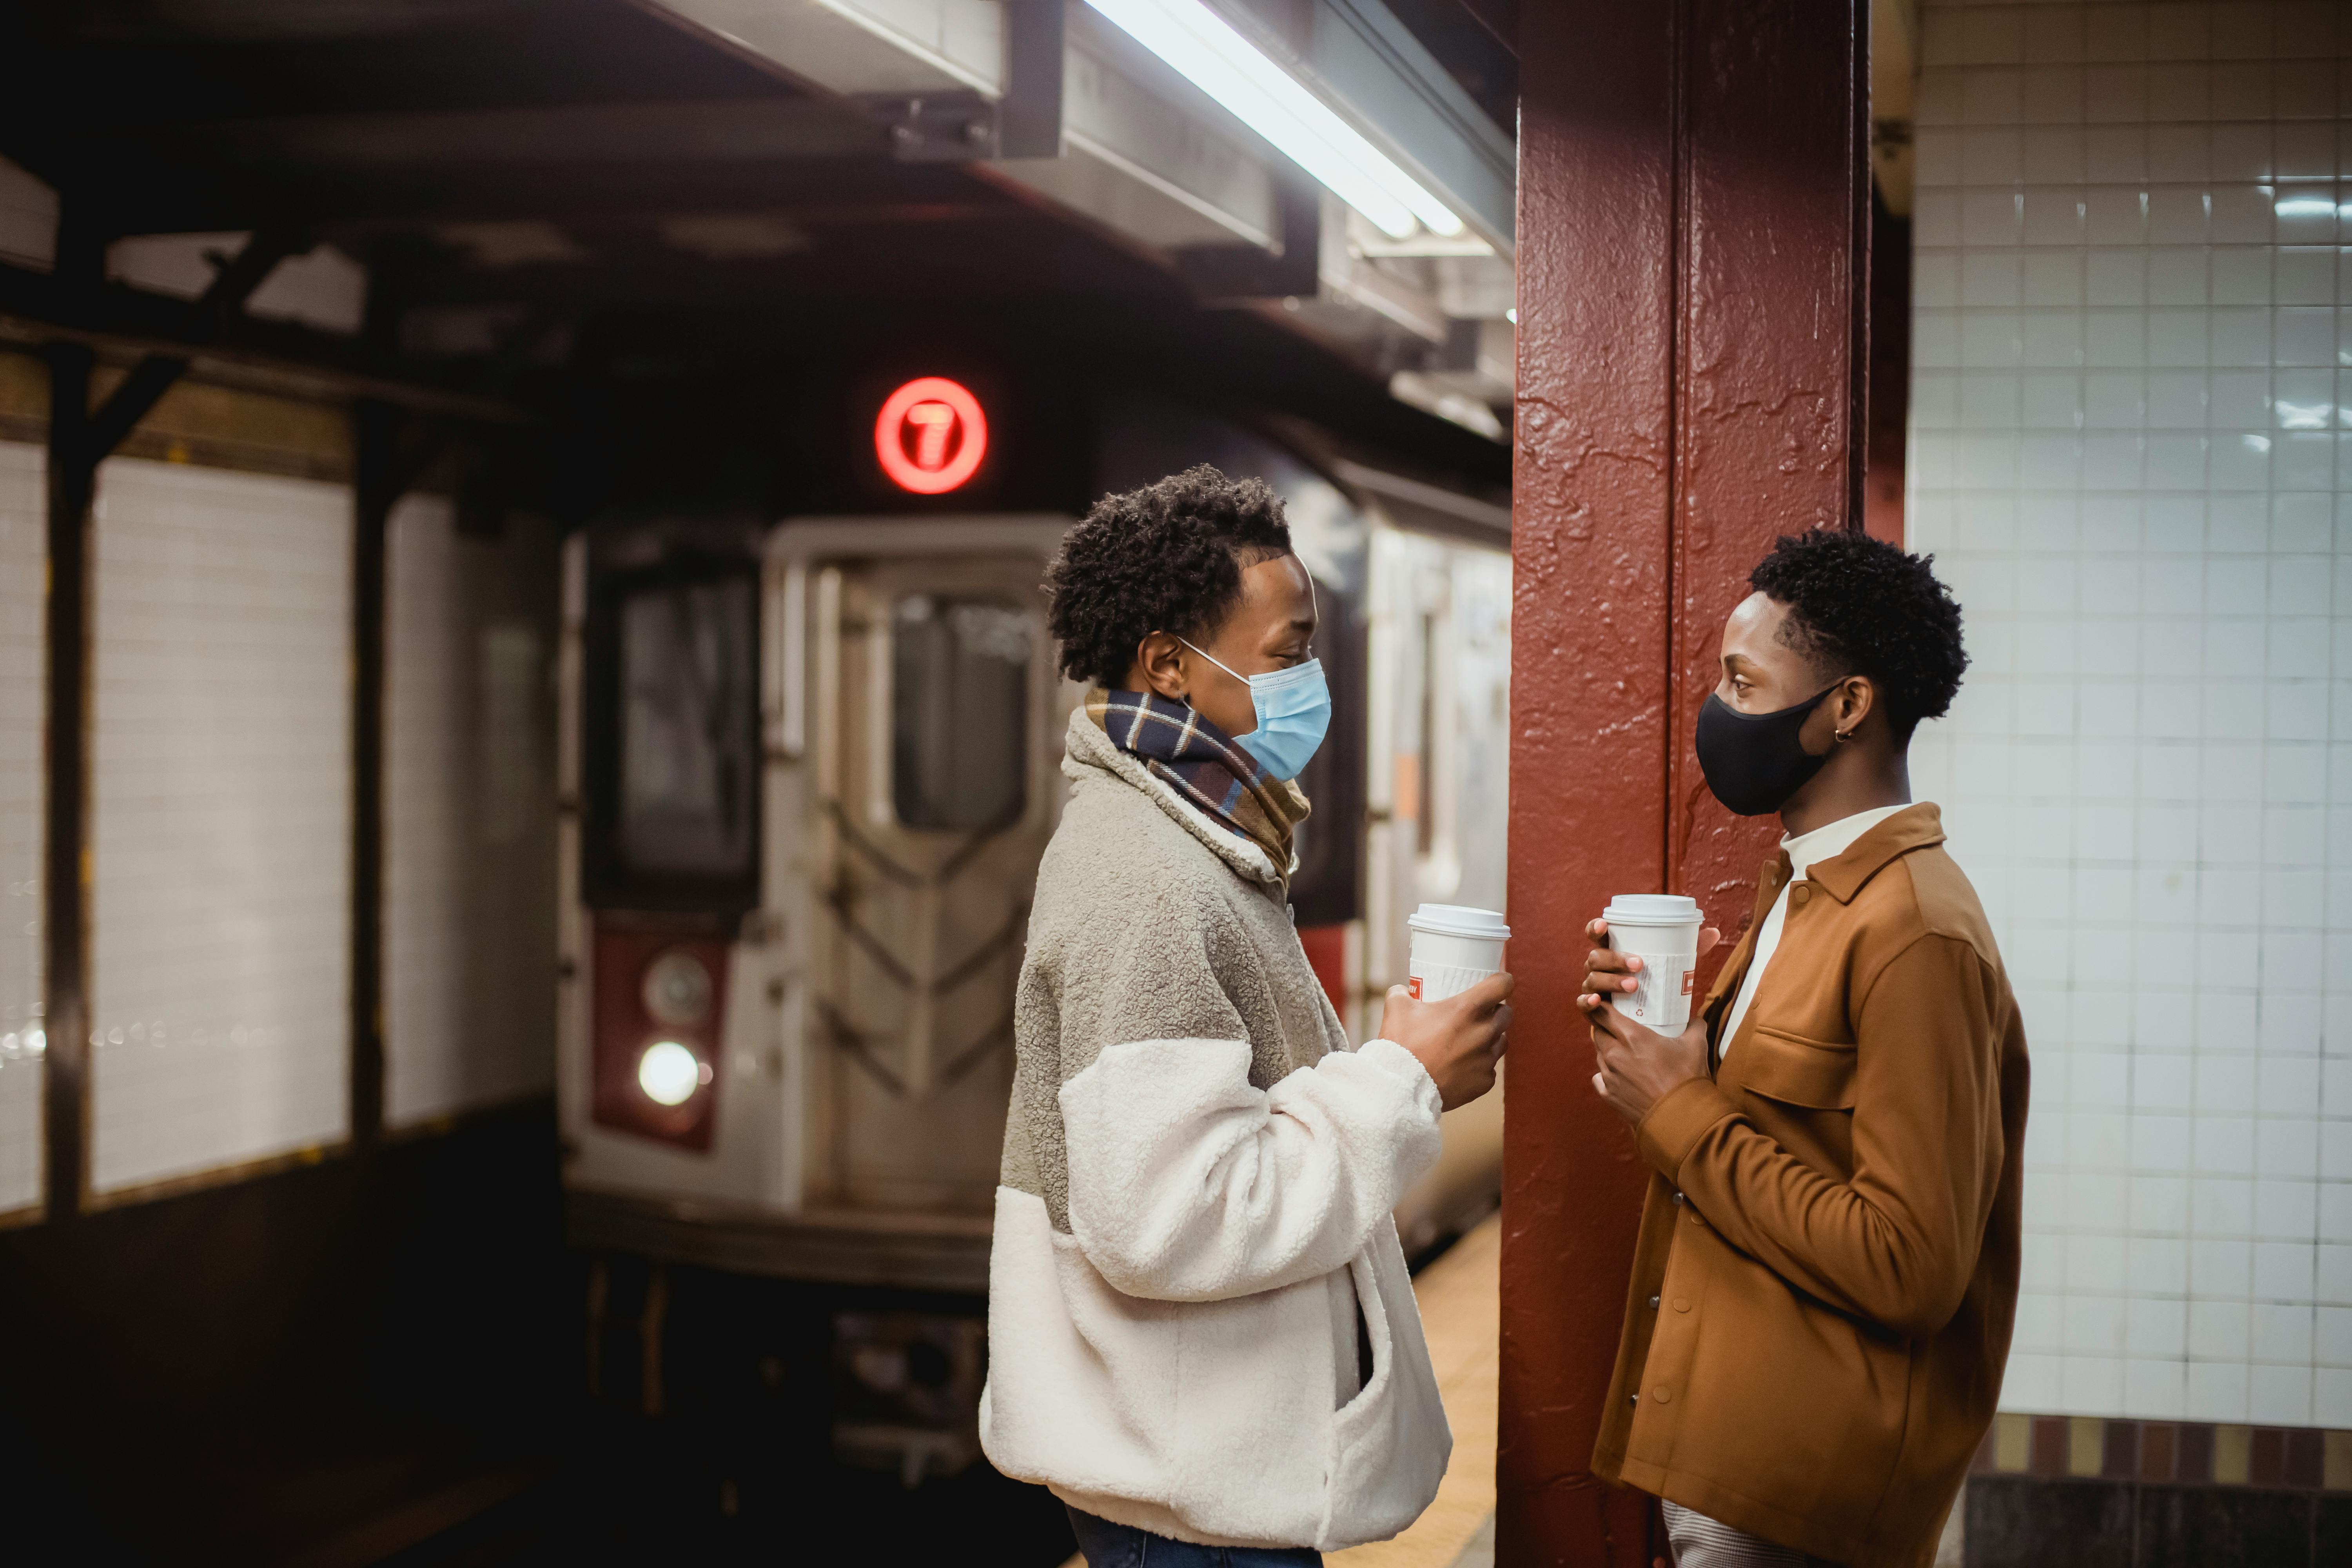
<box><xmin>1592</xmin><ymin>804</ymin><xmax>2029</xmax><ymax>1568</ymax></box>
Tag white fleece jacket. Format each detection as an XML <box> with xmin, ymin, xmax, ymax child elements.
<box><xmin>980</xmin><ymin>711</ymin><xmax>1452</xmax><ymax>1552</ymax></box>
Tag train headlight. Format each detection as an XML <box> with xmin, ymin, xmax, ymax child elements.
<box><xmin>637</xmin><ymin>1040</ymin><xmax>707</xmax><ymax>1107</ymax></box>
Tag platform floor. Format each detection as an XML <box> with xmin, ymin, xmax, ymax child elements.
<box><xmin>1057</xmin><ymin>1211</ymin><xmax>1502</xmax><ymax>1568</ymax></box>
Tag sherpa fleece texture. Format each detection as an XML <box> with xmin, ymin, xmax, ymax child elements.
<box><xmin>978</xmin><ymin>708</ymin><xmax>1452</xmax><ymax>1552</ymax></box>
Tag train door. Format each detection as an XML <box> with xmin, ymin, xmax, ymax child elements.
<box><xmin>560</xmin><ymin>515</ymin><xmax>1073</xmax><ymax>1245</ymax></box>
<box><xmin>776</xmin><ymin>524</ymin><xmax>1071</xmax><ymax>1216</ymax></box>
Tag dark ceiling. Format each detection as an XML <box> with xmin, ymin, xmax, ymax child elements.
<box><xmin>0</xmin><ymin>0</ymin><xmax>1513</xmax><ymax>492</ymax></box>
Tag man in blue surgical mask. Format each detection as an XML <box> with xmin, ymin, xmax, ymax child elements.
<box><xmin>980</xmin><ymin>465</ymin><xmax>1512</xmax><ymax>1565</ymax></box>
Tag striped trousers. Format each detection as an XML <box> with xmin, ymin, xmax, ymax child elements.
<box><xmin>1660</xmin><ymin>1501</ymin><xmax>1840</xmax><ymax>1568</ymax></box>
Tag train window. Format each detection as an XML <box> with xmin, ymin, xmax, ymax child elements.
<box><xmin>891</xmin><ymin>596</ymin><xmax>1029</xmax><ymax>832</ymax></box>
<box><xmin>617</xmin><ymin>577</ymin><xmax>759</xmax><ymax>878</ymax></box>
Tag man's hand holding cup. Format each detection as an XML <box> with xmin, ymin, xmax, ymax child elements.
<box><xmin>1578</xmin><ymin>907</ymin><xmax>1720</xmax><ymax>1127</ymax></box>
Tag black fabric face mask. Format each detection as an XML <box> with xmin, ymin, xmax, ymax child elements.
<box><xmin>1695</xmin><ymin>686</ymin><xmax>1837</xmax><ymax>817</ymax></box>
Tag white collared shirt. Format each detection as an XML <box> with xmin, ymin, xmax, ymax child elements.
<box><xmin>1717</xmin><ymin>803</ymin><xmax>1914</xmax><ymax>1058</ymax></box>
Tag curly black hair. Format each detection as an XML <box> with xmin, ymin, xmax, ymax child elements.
<box><xmin>1748</xmin><ymin>529</ymin><xmax>1968</xmax><ymax>740</ymax></box>
<box><xmin>1046</xmin><ymin>465</ymin><xmax>1293</xmax><ymax>686</ymax></box>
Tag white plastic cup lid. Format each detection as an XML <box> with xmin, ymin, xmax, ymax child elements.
<box><xmin>1406</xmin><ymin>903</ymin><xmax>1511</xmax><ymax>940</ymax></box>
<box><xmin>1602</xmin><ymin>893</ymin><xmax>1703</xmax><ymax>927</ymax></box>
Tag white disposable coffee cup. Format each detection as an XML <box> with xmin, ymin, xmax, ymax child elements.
<box><xmin>1406</xmin><ymin>904</ymin><xmax>1510</xmax><ymax>1002</ymax></box>
<box><xmin>1602</xmin><ymin>894</ymin><xmax>1705</xmax><ymax>1031</ymax></box>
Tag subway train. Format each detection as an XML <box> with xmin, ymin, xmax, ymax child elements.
<box><xmin>555</xmin><ymin>361</ymin><xmax>1509</xmax><ymax>1481</ymax></box>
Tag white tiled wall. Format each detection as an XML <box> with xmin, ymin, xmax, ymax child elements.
<box><xmin>0</xmin><ymin>443</ymin><xmax>42</xmax><ymax>1212</ymax></box>
<box><xmin>88</xmin><ymin>460</ymin><xmax>351</xmax><ymax>1194</ymax></box>
<box><xmin>384</xmin><ymin>497</ymin><xmax>556</xmax><ymax>1125</ymax></box>
<box><xmin>1907</xmin><ymin>0</ymin><xmax>2350</xmax><ymax>1428</ymax></box>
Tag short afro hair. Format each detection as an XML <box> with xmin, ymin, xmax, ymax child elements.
<box><xmin>1047</xmin><ymin>465</ymin><xmax>1293</xmax><ymax>687</ymax></box>
<box><xmin>1748</xmin><ymin>529</ymin><xmax>1967</xmax><ymax>740</ymax></box>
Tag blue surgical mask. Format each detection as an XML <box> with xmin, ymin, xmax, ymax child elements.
<box><xmin>1178</xmin><ymin>641</ymin><xmax>1332</xmax><ymax>781</ymax></box>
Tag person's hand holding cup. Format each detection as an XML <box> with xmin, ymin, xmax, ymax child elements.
<box><xmin>1577</xmin><ymin>898</ymin><xmax>1720</xmax><ymax>1127</ymax></box>
<box><xmin>1391</xmin><ymin>903</ymin><xmax>1514</xmax><ymax>1110</ymax></box>
<box><xmin>1381</xmin><ymin>972</ymin><xmax>1513</xmax><ymax>1111</ymax></box>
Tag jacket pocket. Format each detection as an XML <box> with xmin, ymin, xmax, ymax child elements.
<box><xmin>1739</xmin><ymin>1025</ymin><xmax>1858</xmax><ymax>1110</ymax></box>
<box><xmin>1336</xmin><ymin>1252</ymin><xmax>1392</xmax><ymax>1421</ymax></box>
<box><xmin>1319</xmin><ymin>1238</ymin><xmax>1451</xmax><ymax>1550</ymax></box>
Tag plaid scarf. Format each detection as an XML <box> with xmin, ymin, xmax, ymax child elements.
<box><xmin>1085</xmin><ymin>687</ymin><xmax>1310</xmax><ymax>877</ymax></box>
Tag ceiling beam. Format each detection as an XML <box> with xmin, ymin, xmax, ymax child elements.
<box><xmin>78</xmin><ymin>229</ymin><xmax>313</xmax><ymax>459</ymax></box>
<box><xmin>32</xmin><ymin>0</ymin><xmax>523</xmax><ymax>42</ymax></box>
<box><xmin>0</xmin><ymin>261</ymin><xmax>545</xmax><ymax>425</ymax></box>
<box><xmin>5</xmin><ymin>154</ymin><xmax>999</xmax><ymax>236</ymax></box>
<box><xmin>68</xmin><ymin>99</ymin><xmax>888</xmax><ymax>174</ymax></box>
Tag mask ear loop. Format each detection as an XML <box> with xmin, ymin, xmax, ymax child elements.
<box><xmin>1174</xmin><ymin>635</ymin><xmax>1249</xmax><ymax>686</ymax></box>
<box><xmin>1173</xmin><ymin>558</ymin><xmax>1321</xmax><ymax>683</ymax></box>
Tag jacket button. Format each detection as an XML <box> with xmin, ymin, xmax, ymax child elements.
<box><xmin>1673</xmin><ymin>1297</ymin><xmax>1691</xmax><ymax>1312</ymax></box>
<box><xmin>1648</xmin><ymin>1295</ymin><xmax>1661</xmax><ymax>1310</ymax></box>
<box><xmin>1792</xmin><ymin>885</ymin><xmax>1810</xmax><ymax>906</ymax></box>
<box><xmin>1630</xmin><ymin>1392</ymin><xmax>1639</xmax><ymax>1405</ymax></box>
<box><xmin>1653</xmin><ymin>1386</ymin><xmax>1672</xmax><ymax>1404</ymax></box>
<box><xmin>1671</xmin><ymin>1191</ymin><xmax>1684</xmax><ymax>1206</ymax></box>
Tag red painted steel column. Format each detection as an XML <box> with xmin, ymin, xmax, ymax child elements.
<box><xmin>1501</xmin><ymin>3</ymin><xmax>1872</xmax><ymax>1563</ymax></box>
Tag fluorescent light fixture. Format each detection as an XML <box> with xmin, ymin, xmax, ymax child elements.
<box><xmin>1084</xmin><ymin>0</ymin><xmax>1462</xmax><ymax>240</ymax></box>
<box><xmin>2275</xmin><ymin>195</ymin><xmax>2339</xmax><ymax>219</ymax></box>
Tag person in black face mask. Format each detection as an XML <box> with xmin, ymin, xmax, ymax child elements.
<box><xmin>1568</xmin><ymin>530</ymin><xmax>2028</xmax><ymax>1568</ymax></box>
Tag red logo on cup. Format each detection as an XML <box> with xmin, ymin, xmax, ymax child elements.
<box><xmin>1407</xmin><ymin>976</ymin><xmax>1423</xmax><ymax>1000</ymax></box>
<box><xmin>875</xmin><ymin>376</ymin><xmax>988</xmax><ymax>494</ymax></box>
<box><xmin>1682</xmin><ymin>970</ymin><xmax>1696</xmax><ymax>996</ymax></box>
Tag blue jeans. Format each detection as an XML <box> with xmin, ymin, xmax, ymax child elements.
<box><xmin>1065</xmin><ymin>1507</ymin><xmax>1322</xmax><ymax>1567</ymax></box>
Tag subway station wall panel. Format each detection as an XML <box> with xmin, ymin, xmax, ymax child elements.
<box><xmin>88</xmin><ymin>460</ymin><xmax>352</xmax><ymax>1195</ymax></box>
<box><xmin>0</xmin><ymin>441</ymin><xmax>40</xmax><ymax>1214</ymax></box>
<box><xmin>1907</xmin><ymin>0</ymin><xmax>2351</xmax><ymax>1430</ymax></box>
<box><xmin>384</xmin><ymin>497</ymin><xmax>557</xmax><ymax>1127</ymax></box>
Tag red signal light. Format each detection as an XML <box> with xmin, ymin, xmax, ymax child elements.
<box><xmin>875</xmin><ymin>377</ymin><xmax>987</xmax><ymax>494</ymax></box>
